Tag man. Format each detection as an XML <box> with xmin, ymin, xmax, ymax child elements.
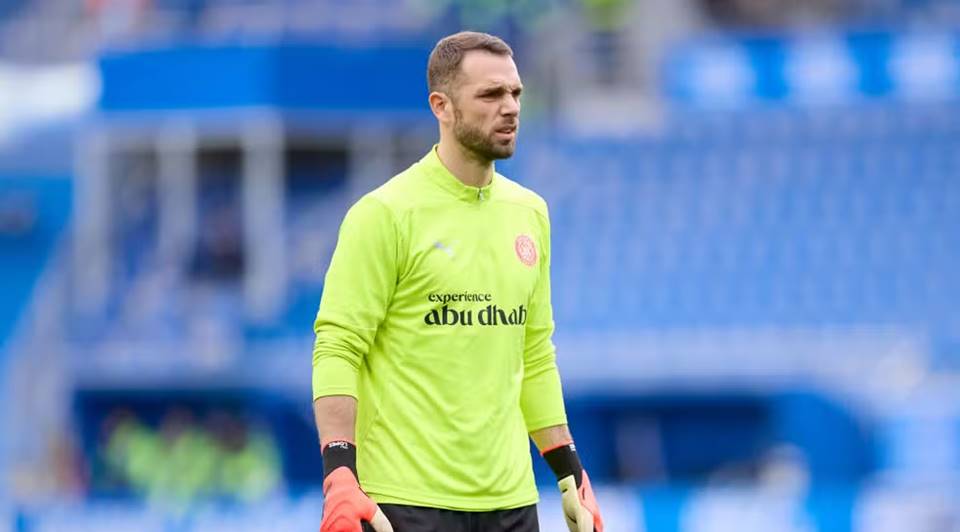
<box><xmin>312</xmin><ymin>31</ymin><xmax>603</xmax><ymax>532</ymax></box>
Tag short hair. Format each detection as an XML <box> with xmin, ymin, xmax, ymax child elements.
<box><xmin>427</xmin><ymin>31</ymin><xmax>513</xmax><ymax>95</ymax></box>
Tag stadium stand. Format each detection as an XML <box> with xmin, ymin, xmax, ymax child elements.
<box><xmin>3</xmin><ymin>0</ymin><xmax>960</xmax><ymax>530</ymax></box>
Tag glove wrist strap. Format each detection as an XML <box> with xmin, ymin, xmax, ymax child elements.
<box><xmin>542</xmin><ymin>442</ymin><xmax>584</xmax><ymax>487</ymax></box>
<box><xmin>322</xmin><ymin>439</ymin><xmax>358</xmax><ymax>480</ymax></box>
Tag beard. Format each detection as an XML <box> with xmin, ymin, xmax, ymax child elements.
<box><xmin>453</xmin><ymin>108</ymin><xmax>516</xmax><ymax>162</ymax></box>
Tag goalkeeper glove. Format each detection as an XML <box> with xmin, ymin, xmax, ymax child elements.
<box><xmin>320</xmin><ymin>440</ymin><xmax>393</xmax><ymax>532</ymax></box>
<box><xmin>543</xmin><ymin>442</ymin><xmax>604</xmax><ymax>532</ymax></box>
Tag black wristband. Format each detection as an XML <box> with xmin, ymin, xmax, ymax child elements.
<box><xmin>543</xmin><ymin>443</ymin><xmax>584</xmax><ymax>488</ymax></box>
<box><xmin>322</xmin><ymin>440</ymin><xmax>358</xmax><ymax>480</ymax></box>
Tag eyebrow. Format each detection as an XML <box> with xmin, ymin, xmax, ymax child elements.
<box><xmin>476</xmin><ymin>84</ymin><xmax>524</xmax><ymax>96</ymax></box>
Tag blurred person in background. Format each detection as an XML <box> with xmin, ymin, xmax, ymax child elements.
<box><xmin>699</xmin><ymin>0</ymin><xmax>848</xmax><ymax>27</ymax></box>
<box><xmin>150</xmin><ymin>407</ymin><xmax>219</xmax><ymax>506</ymax></box>
<box><xmin>100</xmin><ymin>407</ymin><xmax>163</xmax><ymax>497</ymax></box>
<box><xmin>209</xmin><ymin>409</ymin><xmax>283</xmax><ymax>503</ymax></box>
<box><xmin>312</xmin><ymin>31</ymin><xmax>603</xmax><ymax>532</ymax></box>
<box><xmin>97</xmin><ymin>406</ymin><xmax>281</xmax><ymax>508</ymax></box>
<box><xmin>580</xmin><ymin>0</ymin><xmax>634</xmax><ymax>85</ymax></box>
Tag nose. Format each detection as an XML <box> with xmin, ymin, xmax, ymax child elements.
<box><xmin>501</xmin><ymin>95</ymin><xmax>520</xmax><ymax>117</ymax></box>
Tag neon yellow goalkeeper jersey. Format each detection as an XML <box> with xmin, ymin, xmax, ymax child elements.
<box><xmin>312</xmin><ymin>146</ymin><xmax>567</xmax><ymax>511</ymax></box>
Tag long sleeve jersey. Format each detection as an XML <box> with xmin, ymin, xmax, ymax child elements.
<box><xmin>312</xmin><ymin>146</ymin><xmax>567</xmax><ymax>511</ymax></box>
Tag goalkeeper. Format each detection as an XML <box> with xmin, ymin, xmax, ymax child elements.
<box><xmin>312</xmin><ymin>31</ymin><xmax>603</xmax><ymax>532</ymax></box>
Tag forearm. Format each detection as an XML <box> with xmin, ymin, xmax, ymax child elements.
<box><xmin>313</xmin><ymin>394</ymin><xmax>357</xmax><ymax>447</ymax></box>
<box><xmin>314</xmin><ymin>396</ymin><xmax>391</xmax><ymax>531</ymax></box>
<box><xmin>530</xmin><ymin>423</ymin><xmax>573</xmax><ymax>452</ymax></box>
<box><xmin>520</xmin><ymin>351</ymin><xmax>568</xmax><ymax>432</ymax></box>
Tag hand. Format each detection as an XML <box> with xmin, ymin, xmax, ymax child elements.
<box><xmin>558</xmin><ymin>469</ymin><xmax>603</xmax><ymax>532</ymax></box>
<box><xmin>320</xmin><ymin>467</ymin><xmax>393</xmax><ymax>532</ymax></box>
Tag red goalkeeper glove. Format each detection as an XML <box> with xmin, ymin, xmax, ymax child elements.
<box><xmin>320</xmin><ymin>440</ymin><xmax>393</xmax><ymax>532</ymax></box>
<box><xmin>543</xmin><ymin>442</ymin><xmax>604</xmax><ymax>532</ymax></box>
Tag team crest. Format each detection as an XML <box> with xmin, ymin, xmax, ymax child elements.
<box><xmin>514</xmin><ymin>234</ymin><xmax>537</xmax><ymax>267</ymax></box>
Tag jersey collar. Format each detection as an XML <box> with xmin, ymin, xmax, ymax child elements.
<box><xmin>421</xmin><ymin>145</ymin><xmax>497</xmax><ymax>203</ymax></box>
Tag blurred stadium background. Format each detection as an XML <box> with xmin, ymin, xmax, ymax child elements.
<box><xmin>1</xmin><ymin>0</ymin><xmax>960</xmax><ymax>530</ymax></box>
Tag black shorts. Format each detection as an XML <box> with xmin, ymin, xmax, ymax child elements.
<box><xmin>361</xmin><ymin>503</ymin><xmax>539</xmax><ymax>532</ymax></box>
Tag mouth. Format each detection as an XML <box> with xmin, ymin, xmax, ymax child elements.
<box><xmin>494</xmin><ymin>125</ymin><xmax>517</xmax><ymax>138</ymax></box>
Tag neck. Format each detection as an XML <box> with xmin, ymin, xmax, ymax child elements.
<box><xmin>436</xmin><ymin>137</ymin><xmax>494</xmax><ymax>188</ymax></box>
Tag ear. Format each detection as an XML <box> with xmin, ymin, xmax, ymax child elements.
<box><xmin>429</xmin><ymin>91</ymin><xmax>453</xmax><ymax>125</ymax></box>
